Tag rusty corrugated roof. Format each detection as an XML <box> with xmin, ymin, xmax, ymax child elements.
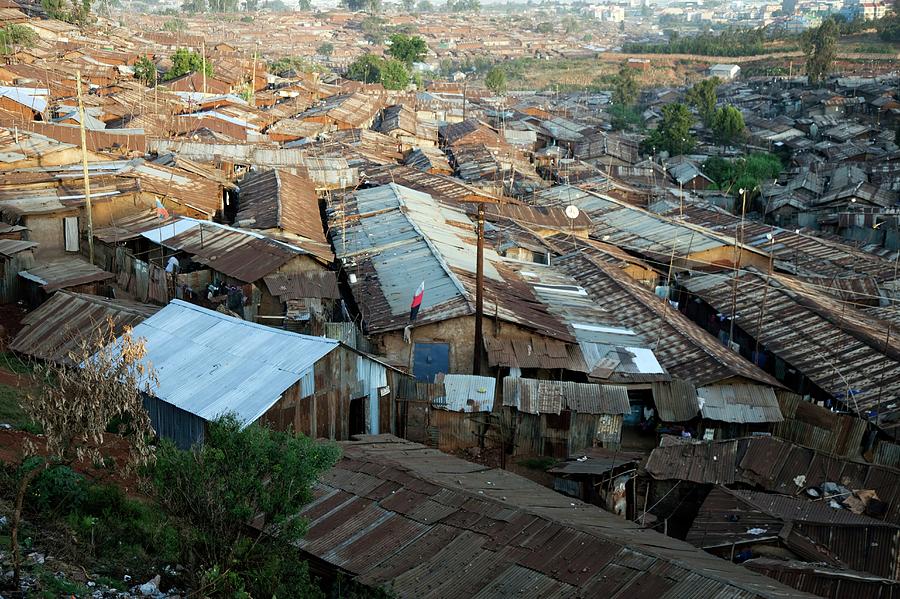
<box><xmin>683</xmin><ymin>269</ymin><xmax>900</xmax><ymax>431</ymax></box>
<box><xmin>296</xmin><ymin>435</ymin><xmax>812</xmax><ymax>598</ymax></box>
<box><xmin>647</xmin><ymin>435</ymin><xmax>900</xmax><ymax>524</ymax></box>
<box><xmin>10</xmin><ymin>291</ymin><xmax>158</xmax><ymax>364</ymax></box>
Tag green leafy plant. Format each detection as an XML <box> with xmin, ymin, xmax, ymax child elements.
<box><xmin>151</xmin><ymin>415</ymin><xmax>340</xmax><ymax>594</ymax></box>
<box><xmin>164</xmin><ymin>48</ymin><xmax>213</xmax><ymax>81</ymax></box>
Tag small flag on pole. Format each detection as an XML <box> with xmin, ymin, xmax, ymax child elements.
<box><xmin>409</xmin><ymin>281</ymin><xmax>425</xmax><ymax>322</ymax></box>
<box><xmin>155</xmin><ymin>198</ymin><xmax>169</xmax><ymax>220</ymax></box>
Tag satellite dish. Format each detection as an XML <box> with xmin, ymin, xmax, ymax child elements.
<box><xmin>565</xmin><ymin>205</ymin><xmax>580</xmax><ymax>220</ymax></box>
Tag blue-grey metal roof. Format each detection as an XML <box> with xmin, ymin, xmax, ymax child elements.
<box><xmin>434</xmin><ymin>374</ymin><xmax>495</xmax><ymax>412</ymax></box>
<box><xmin>332</xmin><ymin>184</ymin><xmax>505</xmax><ymax>330</ymax></box>
<box><xmin>536</xmin><ymin>185</ymin><xmax>728</xmax><ymax>256</ymax></box>
<box><xmin>130</xmin><ymin>300</ymin><xmax>338</xmax><ymax>425</ymax></box>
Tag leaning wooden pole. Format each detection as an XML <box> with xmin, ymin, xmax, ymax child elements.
<box><xmin>76</xmin><ymin>71</ymin><xmax>94</xmax><ymax>265</ymax></box>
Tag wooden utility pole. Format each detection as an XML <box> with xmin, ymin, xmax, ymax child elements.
<box><xmin>201</xmin><ymin>40</ymin><xmax>207</xmax><ymax>96</ymax></box>
<box><xmin>251</xmin><ymin>42</ymin><xmax>259</xmax><ymax>108</ymax></box>
<box><xmin>473</xmin><ymin>202</ymin><xmax>485</xmax><ymax>375</ymax></box>
<box><xmin>76</xmin><ymin>71</ymin><xmax>94</xmax><ymax>265</ymax></box>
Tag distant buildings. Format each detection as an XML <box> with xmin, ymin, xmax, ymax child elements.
<box><xmin>709</xmin><ymin>64</ymin><xmax>741</xmax><ymax>80</ymax></box>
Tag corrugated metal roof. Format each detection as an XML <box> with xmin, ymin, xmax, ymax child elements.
<box><xmin>668</xmin><ymin>204</ymin><xmax>900</xmax><ymax>280</ymax></box>
<box><xmin>19</xmin><ymin>257</ymin><xmax>114</xmax><ymax>292</ymax></box>
<box><xmin>744</xmin><ymin>558</ymin><xmax>900</xmax><ymax>598</ymax></box>
<box><xmin>536</xmin><ymin>185</ymin><xmax>732</xmax><ymax>259</ymax></box>
<box><xmin>647</xmin><ymin>435</ymin><xmax>900</xmax><ymax>524</ymax></box>
<box><xmin>262</xmin><ymin>271</ymin><xmax>340</xmax><ymax>300</ymax></box>
<box><xmin>329</xmin><ymin>183</ymin><xmax>481</xmax><ymax>333</ymax></box>
<box><xmin>0</xmin><ymin>238</ymin><xmax>37</xmax><ymax>257</ymax></box>
<box><xmin>433</xmin><ymin>374</ymin><xmax>495</xmax><ymax>412</ymax></box>
<box><xmin>698</xmin><ymin>384</ymin><xmax>783</xmax><ymax>423</ymax></box>
<box><xmin>161</xmin><ymin>220</ymin><xmax>308</xmax><ymax>283</ymax></box>
<box><xmin>296</xmin><ymin>435</ymin><xmax>812</xmax><ymax>598</ymax></box>
<box><xmin>502</xmin><ymin>376</ymin><xmax>630</xmax><ymax>415</ymax></box>
<box><xmin>552</xmin><ymin>243</ymin><xmax>780</xmax><ymax>387</ymax></box>
<box><xmin>129</xmin><ymin>300</ymin><xmax>338</xmax><ymax>424</ymax></box>
<box><xmin>683</xmin><ymin>269</ymin><xmax>900</xmax><ymax>430</ymax></box>
<box><xmin>10</xmin><ymin>291</ymin><xmax>158</xmax><ymax>364</ymax></box>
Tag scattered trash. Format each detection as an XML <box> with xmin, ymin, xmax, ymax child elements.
<box><xmin>746</xmin><ymin>528</ymin><xmax>767</xmax><ymax>535</ymax></box>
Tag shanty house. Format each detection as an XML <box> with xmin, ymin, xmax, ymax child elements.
<box><xmin>0</xmin><ymin>238</ymin><xmax>36</xmax><ymax>303</ymax></box>
<box><xmin>18</xmin><ymin>257</ymin><xmax>115</xmax><ymax>307</ymax></box>
<box><xmin>133</xmin><ymin>300</ymin><xmax>406</xmax><ymax>449</ymax></box>
<box><xmin>329</xmin><ymin>183</ymin><xmax>599</xmax><ymax>381</ymax></box>
<box><xmin>502</xmin><ymin>377</ymin><xmax>631</xmax><ymax>457</ymax></box>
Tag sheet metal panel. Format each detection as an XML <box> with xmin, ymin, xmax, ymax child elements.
<box><xmin>434</xmin><ymin>374</ymin><xmax>496</xmax><ymax>413</ymax></box>
<box><xmin>502</xmin><ymin>376</ymin><xmax>630</xmax><ymax>415</ymax></box>
<box><xmin>129</xmin><ymin>300</ymin><xmax>337</xmax><ymax>424</ymax></box>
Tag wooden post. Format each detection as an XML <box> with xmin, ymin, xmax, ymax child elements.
<box><xmin>76</xmin><ymin>71</ymin><xmax>94</xmax><ymax>265</ymax></box>
<box><xmin>201</xmin><ymin>40</ymin><xmax>207</xmax><ymax>96</ymax></box>
<box><xmin>473</xmin><ymin>202</ymin><xmax>485</xmax><ymax>375</ymax></box>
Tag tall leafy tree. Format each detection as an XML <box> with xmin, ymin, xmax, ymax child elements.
<box><xmin>685</xmin><ymin>77</ymin><xmax>720</xmax><ymax>126</ymax></box>
<box><xmin>402</xmin><ymin>0</ymin><xmax>415</xmax><ymax>10</ymax></box>
<box><xmin>0</xmin><ymin>24</ymin><xmax>36</xmax><ymax>55</ymax></box>
<box><xmin>133</xmin><ymin>55</ymin><xmax>157</xmax><ymax>86</ymax></box>
<box><xmin>380</xmin><ymin>58</ymin><xmax>410</xmax><ymax>89</ymax></box>
<box><xmin>317</xmin><ymin>41</ymin><xmax>334</xmax><ymax>56</ymax></box>
<box><xmin>347</xmin><ymin>53</ymin><xmax>383</xmax><ymax>83</ymax></box>
<box><xmin>485</xmin><ymin>66</ymin><xmax>507</xmax><ymax>94</ymax></box>
<box><xmin>642</xmin><ymin>103</ymin><xmax>696</xmax><ymax>157</ymax></box>
<box><xmin>164</xmin><ymin>48</ymin><xmax>213</xmax><ymax>81</ymax></box>
<box><xmin>802</xmin><ymin>18</ymin><xmax>838</xmax><ymax>84</ymax></box>
<box><xmin>297</xmin><ymin>0</ymin><xmax>311</xmax><ymax>8</ymax></box>
<box><xmin>611</xmin><ymin>66</ymin><xmax>638</xmax><ymax>108</ymax></box>
<box><xmin>711</xmin><ymin>105</ymin><xmax>746</xmax><ymax>146</ymax></box>
<box><xmin>388</xmin><ymin>34</ymin><xmax>427</xmax><ymax>66</ymax></box>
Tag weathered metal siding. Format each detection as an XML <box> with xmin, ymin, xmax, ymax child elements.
<box><xmin>0</xmin><ymin>249</ymin><xmax>34</xmax><ymax>303</ymax></box>
<box><xmin>144</xmin><ymin>394</ymin><xmax>206</xmax><ymax>450</ymax></box>
<box><xmin>429</xmin><ymin>409</ymin><xmax>485</xmax><ymax>453</ymax></box>
<box><xmin>261</xmin><ymin>345</ymin><xmax>393</xmax><ymax>440</ymax></box>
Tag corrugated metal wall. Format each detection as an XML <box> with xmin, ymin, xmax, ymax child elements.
<box><xmin>144</xmin><ymin>394</ymin><xmax>206</xmax><ymax>450</ymax></box>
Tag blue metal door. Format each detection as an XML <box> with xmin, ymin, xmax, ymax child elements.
<box><xmin>413</xmin><ymin>342</ymin><xmax>450</xmax><ymax>382</ymax></box>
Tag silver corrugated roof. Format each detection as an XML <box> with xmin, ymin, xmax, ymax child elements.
<box><xmin>697</xmin><ymin>384</ymin><xmax>784</xmax><ymax>423</ymax></box>
<box><xmin>129</xmin><ymin>300</ymin><xmax>338</xmax><ymax>425</ymax></box>
<box><xmin>434</xmin><ymin>374</ymin><xmax>496</xmax><ymax>413</ymax></box>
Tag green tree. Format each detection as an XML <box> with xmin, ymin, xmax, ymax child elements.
<box><xmin>133</xmin><ymin>55</ymin><xmax>157</xmax><ymax>86</ymax></box>
<box><xmin>0</xmin><ymin>24</ymin><xmax>36</xmax><ymax>55</ymax></box>
<box><xmin>685</xmin><ymin>77</ymin><xmax>720</xmax><ymax>126</ymax></box>
<box><xmin>711</xmin><ymin>105</ymin><xmax>745</xmax><ymax>146</ymax></box>
<box><xmin>535</xmin><ymin>21</ymin><xmax>553</xmax><ymax>33</ymax></box>
<box><xmin>162</xmin><ymin>16</ymin><xmax>187</xmax><ymax>31</ymax></box>
<box><xmin>418</xmin><ymin>0</ymin><xmax>433</xmax><ymax>9</ymax></box>
<box><xmin>802</xmin><ymin>17</ymin><xmax>838</xmax><ymax>84</ymax></box>
<box><xmin>380</xmin><ymin>58</ymin><xmax>410</xmax><ymax>89</ymax></box>
<box><xmin>42</xmin><ymin>0</ymin><xmax>92</xmax><ymax>25</ymax></box>
<box><xmin>152</xmin><ymin>415</ymin><xmax>340</xmax><ymax>595</ymax></box>
<box><xmin>317</xmin><ymin>41</ymin><xmax>334</xmax><ymax>56</ymax></box>
<box><xmin>164</xmin><ymin>48</ymin><xmax>213</xmax><ymax>81</ymax></box>
<box><xmin>388</xmin><ymin>34</ymin><xmax>427</xmax><ymax>66</ymax></box>
<box><xmin>642</xmin><ymin>102</ymin><xmax>696</xmax><ymax>157</ymax></box>
<box><xmin>485</xmin><ymin>66</ymin><xmax>507</xmax><ymax>94</ymax></box>
<box><xmin>298</xmin><ymin>0</ymin><xmax>311</xmax><ymax>8</ymax></box>
<box><xmin>402</xmin><ymin>0</ymin><xmax>415</xmax><ymax>10</ymax></box>
<box><xmin>347</xmin><ymin>53</ymin><xmax>382</xmax><ymax>83</ymax></box>
<box><xmin>611</xmin><ymin>66</ymin><xmax>638</xmax><ymax>108</ymax></box>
